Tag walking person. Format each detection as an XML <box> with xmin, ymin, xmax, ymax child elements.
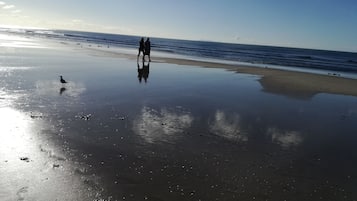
<box><xmin>144</xmin><ymin>38</ymin><xmax>151</xmax><ymax>62</ymax></box>
<box><xmin>138</xmin><ymin>37</ymin><xmax>145</xmax><ymax>58</ymax></box>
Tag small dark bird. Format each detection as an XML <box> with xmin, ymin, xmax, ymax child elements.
<box><xmin>60</xmin><ymin>75</ymin><xmax>67</xmax><ymax>84</ymax></box>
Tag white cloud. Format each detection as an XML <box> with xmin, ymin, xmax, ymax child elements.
<box><xmin>0</xmin><ymin>1</ymin><xmax>5</xmax><ymax>5</ymax></box>
<box><xmin>133</xmin><ymin>106</ymin><xmax>194</xmax><ymax>143</ymax></box>
<box><xmin>210</xmin><ymin>110</ymin><xmax>248</xmax><ymax>142</ymax></box>
<box><xmin>71</xmin><ymin>19</ymin><xmax>83</xmax><ymax>24</ymax></box>
<box><xmin>3</xmin><ymin>5</ymin><xmax>14</xmax><ymax>9</ymax></box>
<box><xmin>12</xmin><ymin>9</ymin><xmax>21</xmax><ymax>13</ymax></box>
<box><xmin>41</xmin><ymin>19</ymin><xmax>132</xmax><ymax>35</ymax></box>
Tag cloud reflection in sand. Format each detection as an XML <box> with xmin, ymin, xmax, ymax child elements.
<box><xmin>35</xmin><ymin>80</ymin><xmax>86</xmax><ymax>97</ymax></box>
<box><xmin>133</xmin><ymin>106</ymin><xmax>194</xmax><ymax>143</ymax></box>
<box><xmin>210</xmin><ymin>110</ymin><xmax>248</xmax><ymax>142</ymax></box>
<box><xmin>267</xmin><ymin>127</ymin><xmax>303</xmax><ymax>148</ymax></box>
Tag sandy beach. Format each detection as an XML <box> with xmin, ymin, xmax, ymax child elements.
<box><xmin>156</xmin><ymin>57</ymin><xmax>357</xmax><ymax>99</ymax></box>
<box><xmin>78</xmin><ymin>41</ymin><xmax>357</xmax><ymax>99</ymax></box>
<box><xmin>1</xmin><ymin>34</ymin><xmax>357</xmax><ymax>201</ymax></box>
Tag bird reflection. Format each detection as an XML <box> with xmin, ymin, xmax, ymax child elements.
<box><xmin>59</xmin><ymin>75</ymin><xmax>67</xmax><ymax>95</ymax></box>
<box><xmin>137</xmin><ymin>60</ymin><xmax>150</xmax><ymax>83</ymax></box>
<box><xmin>59</xmin><ymin>87</ymin><xmax>67</xmax><ymax>95</ymax></box>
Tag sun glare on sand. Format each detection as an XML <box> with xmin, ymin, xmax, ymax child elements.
<box><xmin>0</xmin><ymin>33</ymin><xmax>45</xmax><ymax>48</ymax></box>
<box><xmin>0</xmin><ymin>107</ymin><xmax>33</xmax><ymax>158</ymax></box>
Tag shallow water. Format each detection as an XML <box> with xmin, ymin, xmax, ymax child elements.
<box><xmin>1</xmin><ymin>43</ymin><xmax>357</xmax><ymax>201</ymax></box>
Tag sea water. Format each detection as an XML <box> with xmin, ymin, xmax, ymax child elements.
<box><xmin>2</xmin><ymin>28</ymin><xmax>357</xmax><ymax>75</ymax></box>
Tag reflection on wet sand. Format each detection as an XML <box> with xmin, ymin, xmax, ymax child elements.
<box><xmin>210</xmin><ymin>110</ymin><xmax>248</xmax><ymax>142</ymax></box>
<box><xmin>2</xmin><ymin>35</ymin><xmax>357</xmax><ymax>200</ymax></box>
<box><xmin>35</xmin><ymin>80</ymin><xmax>86</xmax><ymax>97</ymax></box>
<box><xmin>0</xmin><ymin>107</ymin><xmax>33</xmax><ymax>159</ymax></box>
<box><xmin>0</xmin><ymin>107</ymin><xmax>90</xmax><ymax>200</ymax></box>
<box><xmin>0</xmin><ymin>90</ymin><xmax>100</xmax><ymax>201</ymax></box>
<box><xmin>267</xmin><ymin>127</ymin><xmax>303</xmax><ymax>149</ymax></box>
<box><xmin>234</xmin><ymin>66</ymin><xmax>357</xmax><ymax>99</ymax></box>
<box><xmin>133</xmin><ymin>106</ymin><xmax>194</xmax><ymax>143</ymax></box>
<box><xmin>59</xmin><ymin>87</ymin><xmax>66</xmax><ymax>95</ymax></box>
<box><xmin>137</xmin><ymin>60</ymin><xmax>150</xmax><ymax>83</ymax></box>
<box><xmin>0</xmin><ymin>33</ymin><xmax>46</xmax><ymax>48</ymax></box>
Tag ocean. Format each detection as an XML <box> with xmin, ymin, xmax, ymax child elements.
<box><xmin>4</xmin><ymin>28</ymin><xmax>357</xmax><ymax>74</ymax></box>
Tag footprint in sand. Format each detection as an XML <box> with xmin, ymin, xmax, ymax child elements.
<box><xmin>16</xmin><ymin>186</ymin><xmax>28</xmax><ymax>201</ymax></box>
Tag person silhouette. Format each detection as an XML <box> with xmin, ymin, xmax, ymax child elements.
<box><xmin>138</xmin><ymin>37</ymin><xmax>145</xmax><ymax>58</ymax></box>
<box><xmin>144</xmin><ymin>38</ymin><xmax>151</xmax><ymax>62</ymax></box>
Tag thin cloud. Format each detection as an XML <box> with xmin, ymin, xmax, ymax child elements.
<box><xmin>12</xmin><ymin>9</ymin><xmax>21</xmax><ymax>13</ymax></box>
<box><xmin>58</xmin><ymin>19</ymin><xmax>134</xmax><ymax>35</ymax></box>
<box><xmin>71</xmin><ymin>19</ymin><xmax>83</xmax><ymax>24</ymax></box>
<box><xmin>0</xmin><ymin>1</ymin><xmax>5</xmax><ymax>5</ymax></box>
<box><xmin>3</xmin><ymin>5</ymin><xmax>15</xmax><ymax>9</ymax></box>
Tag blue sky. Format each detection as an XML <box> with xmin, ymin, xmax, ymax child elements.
<box><xmin>1</xmin><ymin>0</ymin><xmax>356</xmax><ymax>52</ymax></box>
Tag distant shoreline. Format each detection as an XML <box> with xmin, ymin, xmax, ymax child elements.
<box><xmin>2</xmin><ymin>30</ymin><xmax>357</xmax><ymax>98</ymax></box>
<box><xmin>1</xmin><ymin>28</ymin><xmax>356</xmax><ymax>54</ymax></box>
<box><xmin>2</xmin><ymin>28</ymin><xmax>357</xmax><ymax>74</ymax></box>
<box><xmin>55</xmin><ymin>37</ymin><xmax>357</xmax><ymax>99</ymax></box>
<box><xmin>156</xmin><ymin>56</ymin><xmax>357</xmax><ymax>98</ymax></box>
<box><xmin>71</xmin><ymin>42</ymin><xmax>357</xmax><ymax>98</ymax></box>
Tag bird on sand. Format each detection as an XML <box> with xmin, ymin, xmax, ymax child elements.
<box><xmin>60</xmin><ymin>75</ymin><xmax>67</xmax><ymax>84</ymax></box>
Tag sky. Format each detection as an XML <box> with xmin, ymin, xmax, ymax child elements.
<box><xmin>1</xmin><ymin>0</ymin><xmax>357</xmax><ymax>52</ymax></box>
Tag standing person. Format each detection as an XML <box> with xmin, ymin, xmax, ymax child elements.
<box><xmin>144</xmin><ymin>38</ymin><xmax>151</xmax><ymax>62</ymax></box>
<box><xmin>138</xmin><ymin>37</ymin><xmax>145</xmax><ymax>58</ymax></box>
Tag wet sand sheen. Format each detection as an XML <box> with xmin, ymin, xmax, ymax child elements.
<box><xmin>1</xmin><ymin>35</ymin><xmax>357</xmax><ymax>201</ymax></box>
<box><xmin>156</xmin><ymin>57</ymin><xmax>357</xmax><ymax>98</ymax></box>
<box><xmin>83</xmin><ymin>45</ymin><xmax>357</xmax><ymax>98</ymax></box>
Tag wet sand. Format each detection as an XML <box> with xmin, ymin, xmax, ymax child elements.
<box><xmin>154</xmin><ymin>57</ymin><xmax>357</xmax><ymax>99</ymax></box>
<box><xmin>1</xmin><ymin>34</ymin><xmax>357</xmax><ymax>201</ymax></box>
<box><xmin>80</xmin><ymin>44</ymin><xmax>357</xmax><ymax>99</ymax></box>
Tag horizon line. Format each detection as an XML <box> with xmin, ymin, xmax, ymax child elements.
<box><xmin>0</xmin><ymin>25</ymin><xmax>356</xmax><ymax>54</ymax></box>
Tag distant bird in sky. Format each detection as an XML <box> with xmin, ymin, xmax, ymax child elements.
<box><xmin>60</xmin><ymin>75</ymin><xmax>67</xmax><ymax>84</ymax></box>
